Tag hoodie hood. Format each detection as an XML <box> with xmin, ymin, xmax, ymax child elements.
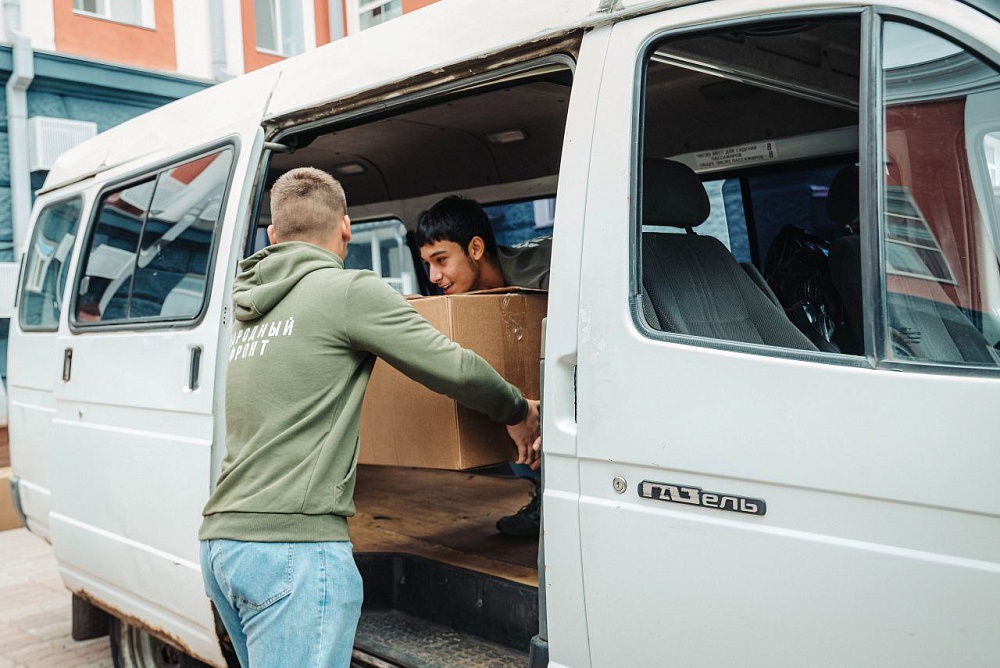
<box><xmin>233</xmin><ymin>241</ymin><xmax>343</xmax><ymax>322</ymax></box>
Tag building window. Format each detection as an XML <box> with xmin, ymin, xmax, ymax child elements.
<box><xmin>72</xmin><ymin>0</ymin><xmax>155</xmax><ymax>29</ymax></box>
<box><xmin>358</xmin><ymin>0</ymin><xmax>402</xmax><ymax>31</ymax></box>
<box><xmin>255</xmin><ymin>0</ymin><xmax>305</xmax><ymax>56</ymax></box>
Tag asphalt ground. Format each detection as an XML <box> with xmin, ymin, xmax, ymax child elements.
<box><xmin>0</xmin><ymin>528</ymin><xmax>113</xmax><ymax>667</ymax></box>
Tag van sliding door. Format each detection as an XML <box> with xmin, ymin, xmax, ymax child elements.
<box><xmin>48</xmin><ymin>127</ymin><xmax>263</xmax><ymax>664</ymax></box>
<box><xmin>8</xmin><ymin>194</ymin><xmax>87</xmax><ymax>539</ymax></box>
<box><xmin>570</xmin><ymin>3</ymin><xmax>1000</xmax><ymax>666</ymax></box>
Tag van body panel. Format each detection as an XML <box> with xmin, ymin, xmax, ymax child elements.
<box><xmin>41</xmin><ymin>67</ymin><xmax>280</xmax><ymax>195</ymax></box>
<box><xmin>8</xmin><ymin>186</ymin><xmax>93</xmax><ymax>538</ymax></box>
<box><xmin>263</xmin><ymin>0</ymin><xmax>599</xmax><ymax>122</ymax></box>
<box><xmin>571</xmin><ymin>1</ymin><xmax>1000</xmax><ymax>664</ymax></box>
<box><xmin>541</xmin><ymin>21</ymin><xmax>615</xmax><ymax>668</ymax></box>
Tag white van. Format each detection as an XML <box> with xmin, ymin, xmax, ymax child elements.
<box><xmin>8</xmin><ymin>0</ymin><xmax>1000</xmax><ymax>665</ymax></box>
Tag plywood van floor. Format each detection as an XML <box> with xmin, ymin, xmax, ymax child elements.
<box><xmin>350</xmin><ymin>465</ymin><xmax>540</xmax><ymax>586</ymax></box>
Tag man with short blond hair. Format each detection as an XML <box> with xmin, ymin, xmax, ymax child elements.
<box><xmin>268</xmin><ymin>166</ymin><xmax>348</xmax><ymax>241</ymax></box>
<box><xmin>200</xmin><ymin>168</ymin><xmax>540</xmax><ymax>667</ymax></box>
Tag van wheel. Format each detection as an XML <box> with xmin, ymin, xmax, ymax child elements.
<box><xmin>109</xmin><ymin>617</ymin><xmax>209</xmax><ymax>668</ymax></box>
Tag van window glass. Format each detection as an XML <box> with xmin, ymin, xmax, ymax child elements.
<box><xmin>638</xmin><ymin>19</ymin><xmax>860</xmax><ymax>354</ymax></box>
<box><xmin>484</xmin><ymin>196</ymin><xmax>555</xmax><ymax>246</ymax></box>
<box><xmin>78</xmin><ymin>179</ymin><xmax>154</xmax><ymax>321</ymax></box>
<box><xmin>19</xmin><ymin>198</ymin><xmax>83</xmax><ymax>331</ymax></box>
<box><xmin>879</xmin><ymin>21</ymin><xmax>1000</xmax><ymax>366</ymax></box>
<box><xmin>345</xmin><ymin>219</ymin><xmax>417</xmax><ymax>294</ymax></box>
<box><xmin>75</xmin><ymin>148</ymin><xmax>233</xmax><ymax>325</ymax></box>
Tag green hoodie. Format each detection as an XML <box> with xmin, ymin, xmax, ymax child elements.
<box><xmin>200</xmin><ymin>241</ymin><xmax>527</xmax><ymax>542</ymax></box>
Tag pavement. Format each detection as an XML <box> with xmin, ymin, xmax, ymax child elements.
<box><xmin>0</xmin><ymin>528</ymin><xmax>112</xmax><ymax>668</ymax></box>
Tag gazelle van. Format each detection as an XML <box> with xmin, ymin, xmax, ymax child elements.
<box><xmin>8</xmin><ymin>0</ymin><xmax>1000</xmax><ymax>665</ymax></box>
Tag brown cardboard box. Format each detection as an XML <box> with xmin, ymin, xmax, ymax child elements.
<box><xmin>359</xmin><ymin>289</ymin><xmax>546</xmax><ymax>469</ymax></box>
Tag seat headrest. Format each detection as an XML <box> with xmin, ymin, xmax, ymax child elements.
<box><xmin>642</xmin><ymin>159</ymin><xmax>710</xmax><ymax>229</ymax></box>
<box><xmin>826</xmin><ymin>165</ymin><xmax>859</xmax><ymax>226</ymax></box>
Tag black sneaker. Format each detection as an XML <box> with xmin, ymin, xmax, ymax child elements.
<box><xmin>496</xmin><ymin>487</ymin><xmax>541</xmax><ymax>538</ymax></box>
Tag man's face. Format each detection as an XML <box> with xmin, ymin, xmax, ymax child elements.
<box><xmin>420</xmin><ymin>239</ymin><xmax>481</xmax><ymax>295</ymax></box>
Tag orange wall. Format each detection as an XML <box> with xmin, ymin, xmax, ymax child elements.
<box><xmin>315</xmin><ymin>0</ymin><xmax>331</xmax><ymax>46</ymax></box>
<box><xmin>402</xmin><ymin>0</ymin><xmax>439</xmax><ymax>12</ymax></box>
<box><xmin>53</xmin><ymin>0</ymin><xmax>176</xmax><ymax>71</ymax></box>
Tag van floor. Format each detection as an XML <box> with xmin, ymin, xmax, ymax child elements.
<box><xmin>349</xmin><ymin>465</ymin><xmax>539</xmax><ymax>586</ymax></box>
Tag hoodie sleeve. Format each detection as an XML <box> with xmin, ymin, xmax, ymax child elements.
<box><xmin>343</xmin><ymin>272</ymin><xmax>527</xmax><ymax>425</ymax></box>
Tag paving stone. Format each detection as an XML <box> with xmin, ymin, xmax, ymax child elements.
<box><xmin>0</xmin><ymin>528</ymin><xmax>113</xmax><ymax>667</ymax></box>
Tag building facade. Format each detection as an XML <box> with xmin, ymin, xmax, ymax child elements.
<box><xmin>0</xmin><ymin>0</ymin><xmax>439</xmax><ymax>378</ymax></box>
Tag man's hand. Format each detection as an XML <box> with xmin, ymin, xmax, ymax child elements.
<box><xmin>507</xmin><ymin>399</ymin><xmax>541</xmax><ymax>470</ymax></box>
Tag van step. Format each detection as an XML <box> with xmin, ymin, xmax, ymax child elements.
<box><xmin>354</xmin><ymin>609</ymin><xmax>528</xmax><ymax>668</ymax></box>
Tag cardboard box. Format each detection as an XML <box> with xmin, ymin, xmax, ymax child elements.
<box><xmin>359</xmin><ymin>289</ymin><xmax>546</xmax><ymax>470</ymax></box>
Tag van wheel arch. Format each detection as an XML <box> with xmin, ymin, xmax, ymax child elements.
<box><xmin>108</xmin><ymin>617</ymin><xmax>210</xmax><ymax>668</ymax></box>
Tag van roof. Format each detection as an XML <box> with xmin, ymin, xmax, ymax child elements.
<box><xmin>42</xmin><ymin>0</ymin><xmax>627</xmax><ymax>192</ymax></box>
<box><xmin>39</xmin><ymin>0</ymin><xmax>1000</xmax><ymax>192</ymax></box>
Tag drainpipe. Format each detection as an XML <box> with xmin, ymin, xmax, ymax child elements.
<box><xmin>208</xmin><ymin>0</ymin><xmax>232</xmax><ymax>81</ymax></box>
<box><xmin>4</xmin><ymin>0</ymin><xmax>32</xmax><ymax>260</ymax></box>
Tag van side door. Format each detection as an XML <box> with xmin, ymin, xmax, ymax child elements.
<box><xmin>47</xmin><ymin>126</ymin><xmax>264</xmax><ymax>663</ymax></box>
<box><xmin>8</xmin><ymin>191</ymin><xmax>89</xmax><ymax>538</ymax></box>
<box><xmin>568</xmin><ymin>1</ymin><xmax>1000</xmax><ymax>666</ymax></box>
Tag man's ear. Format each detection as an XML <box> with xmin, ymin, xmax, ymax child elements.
<box><xmin>266</xmin><ymin>224</ymin><xmax>278</xmax><ymax>245</ymax></box>
<box><xmin>341</xmin><ymin>214</ymin><xmax>352</xmax><ymax>244</ymax></box>
<box><xmin>467</xmin><ymin>236</ymin><xmax>486</xmax><ymax>261</ymax></box>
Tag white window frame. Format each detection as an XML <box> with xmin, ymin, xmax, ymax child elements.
<box><xmin>346</xmin><ymin>0</ymin><xmax>403</xmax><ymax>35</ymax></box>
<box><xmin>254</xmin><ymin>0</ymin><xmax>313</xmax><ymax>57</ymax></box>
<box><xmin>72</xmin><ymin>0</ymin><xmax>155</xmax><ymax>29</ymax></box>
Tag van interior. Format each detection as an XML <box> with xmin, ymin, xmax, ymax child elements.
<box><xmin>242</xmin><ymin>13</ymin><xmax>999</xmax><ymax>664</ymax></box>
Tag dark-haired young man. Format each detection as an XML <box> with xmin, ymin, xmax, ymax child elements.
<box><xmin>416</xmin><ymin>195</ymin><xmax>551</xmax><ymax>537</ymax></box>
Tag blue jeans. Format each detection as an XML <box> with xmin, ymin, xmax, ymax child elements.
<box><xmin>200</xmin><ymin>539</ymin><xmax>363</xmax><ymax>668</ymax></box>
<box><xmin>509</xmin><ymin>462</ymin><xmax>541</xmax><ymax>483</ymax></box>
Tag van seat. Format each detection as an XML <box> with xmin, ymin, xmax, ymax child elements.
<box><xmin>641</xmin><ymin>159</ymin><xmax>817</xmax><ymax>351</ymax></box>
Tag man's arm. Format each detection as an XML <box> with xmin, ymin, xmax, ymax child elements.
<box><xmin>508</xmin><ymin>400</ymin><xmax>541</xmax><ymax>469</ymax></box>
<box><xmin>344</xmin><ymin>272</ymin><xmax>532</xmax><ymax>426</ymax></box>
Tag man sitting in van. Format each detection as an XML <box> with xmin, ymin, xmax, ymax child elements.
<box><xmin>416</xmin><ymin>195</ymin><xmax>550</xmax><ymax>537</ymax></box>
<box><xmin>199</xmin><ymin>169</ymin><xmax>540</xmax><ymax>668</ymax></box>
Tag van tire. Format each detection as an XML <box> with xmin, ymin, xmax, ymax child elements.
<box><xmin>109</xmin><ymin>617</ymin><xmax>209</xmax><ymax>668</ymax></box>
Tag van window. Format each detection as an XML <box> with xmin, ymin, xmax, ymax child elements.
<box><xmin>19</xmin><ymin>198</ymin><xmax>83</xmax><ymax>331</ymax></box>
<box><xmin>877</xmin><ymin>21</ymin><xmax>1000</xmax><ymax>366</ymax></box>
<box><xmin>74</xmin><ymin>148</ymin><xmax>234</xmax><ymax>325</ymax></box>
<box><xmin>638</xmin><ymin>18</ymin><xmax>859</xmax><ymax>354</ymax></box>
<box><xmin>484</xmin><ymin>196</ymin><xmax>556</xmax><ymax>246</ymax></box>
<box><xmin>345</xmin><ymin>219</ymin><xmax>417</xmax><ymax>294</ymax></box>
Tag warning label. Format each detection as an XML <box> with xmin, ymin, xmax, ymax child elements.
<box><xmin>694</xmin><ymin>141</ymin><xmax>778</xmax><ymax>169</ymax></box>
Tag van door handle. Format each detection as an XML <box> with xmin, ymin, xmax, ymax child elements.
<box><xmin>189</xmin><ymin>346</ymin><xmax>202</xmax><ymax>391</ymax></box>
<box><xmin>62</xmin><ymin>348</ymin><xmax>73</xmax><ymax>382</ymax></box>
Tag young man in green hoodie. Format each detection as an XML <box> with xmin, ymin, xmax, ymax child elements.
<box><xmin>199</xmin><ymin>168</ymin><xmax>540</xmax><ymax>668</ymax></box>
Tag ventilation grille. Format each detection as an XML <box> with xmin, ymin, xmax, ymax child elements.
<box><xmin>28</xmin><ymin>117</ymin><xmax>98</xmax><ymax>172</ymax></box>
